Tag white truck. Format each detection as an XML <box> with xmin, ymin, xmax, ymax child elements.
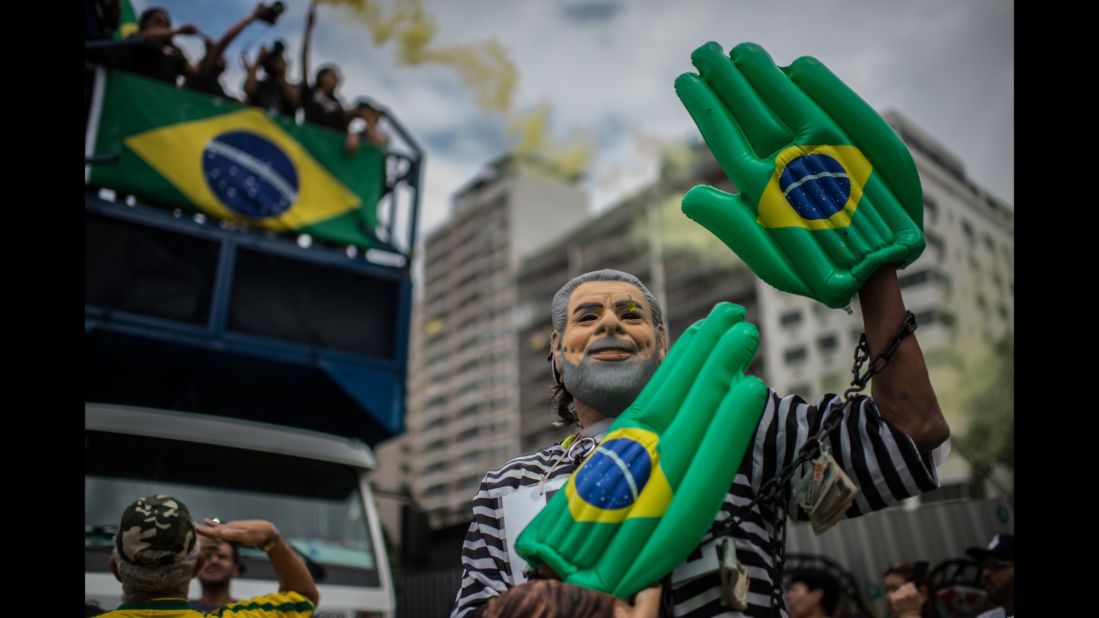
<box><xmin>85</xmin><ymin>403</ymin><xmax>396</xmax><ymax>618</ymax></box>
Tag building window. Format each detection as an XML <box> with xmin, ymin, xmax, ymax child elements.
<box><xmin>784</xmin><ymin>346</ymin><xmax>808</xmax><ymax>365</ymax></box>
<box><xmin>899</xmin><ymin>269</ymin><xmax>951</xmax><ymax>294</ymax></box>
<box><xmin>961</xmin><ymin>220</ymin><xmax>975</xmax><ymax>243</ymax></box>
<box><xmin>787</xmin><ymin>383</ymin><xmax>811</xmax><ymax>396</ymax></box>
<box><xmin>998</xmin><ymin>304</ymin><xmax>1010</xmax><ymax>321</ymax></box>
<box><xmin>924</xmin><ymin>197</ymin><xmax>938</xmax><ymax>223</ymax></box>
<box><xmin>456</xmin><ymin>475</ymin><xmax>480</xmax><ymax>491</ymax></box>
<box><xmin>983</xmin><ymin>234</ymin><xmax>995</xmax><ymax>252</ymax></box>
<box><xmin>821</xmin><ymin>372</ymin><xmax>846</xmax><ymax>394</ymax></box>
<box><xmin>925</xmin><ymin>231</ymin><xmax>946</xmax><ymax>262</ymax></box>
<box><xmin>899</xmin><ymin>270</ymin><xmax>930</xmax><ymax>289</ymax></box>
<box><xmin>914</xmin><ymin>309</ymin><xmax>957</xmax><ymax>328</ymax></box>
<box><xmin>817</xmin><ymin>334</ymin><xmax>839</xmax><ymax>354</ymax></box>
<box><xmin>780</xmin><ymin>310</ymin><xmax>803</xmax><ymax>328</ymax></box>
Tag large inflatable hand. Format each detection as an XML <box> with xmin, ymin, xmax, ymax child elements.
<box><xmin>515</xmin><ymin>302</ymin><xmax>767</xmax><ymax>598</ymax></box>
<box><xmin>675</xmin><ymin>42</ymin><xmax>924</xmax><ymax>308</ymax></box>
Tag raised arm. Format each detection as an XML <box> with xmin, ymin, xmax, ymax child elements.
<box><xmin>195</xmin><ymin>517</ymin><xmax>320</xmax><ymax>606</ymax></box>
<box><xmin>858</xmin><ymin>265</ymin><xmax>948</xmax><ymax>452</ymax></box>
<box><xmin>197</xmin><ymin>4</ymin><xmax>262</xmax><ymax>77</ymax></box>
<box><xmin>242</xmin><ymin>46</ymin><xmax>262</xmax><ymax>102</ymax></box>
<box><xmin>300</xmin><ymin>0</ymin><xmax>317</xmax><ymax>89</ymax></box>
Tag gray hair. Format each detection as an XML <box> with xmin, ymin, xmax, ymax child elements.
<box><xmin>113</xmin><ymin>541</ymin><xmax>200</xmax><ymax>599</ymax></box>
<box><xmin>550</xmin><ymin>269</ymin><xmax>663</xmax><ymax>338</ymax></box>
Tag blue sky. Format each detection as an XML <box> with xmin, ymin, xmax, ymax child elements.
<box><xmin>136</xmin><ymin>0</ymin><xmax>1013</xmax><ymax>243</ymax></box>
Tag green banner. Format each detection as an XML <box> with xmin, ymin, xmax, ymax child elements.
<box><xmin>88</xmin><ymin>71</ymin><xmax>385</xmax><ymax>249</ymax></box>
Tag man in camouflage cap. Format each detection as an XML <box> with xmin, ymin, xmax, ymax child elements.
<box><xmin>103</xmin><ymin>494</ymin><xmax>319</xmax><ymax>617</ymax></box>
<box><xmin>114</xmin><ymin>495</ymin><xmax>198</xmax><ymax>567</ymax></box>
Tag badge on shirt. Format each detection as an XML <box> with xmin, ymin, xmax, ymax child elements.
<box><xmin>501</xmin><ymin>476</ymin><xmax>567</xmax><ymax>585</ymax></box>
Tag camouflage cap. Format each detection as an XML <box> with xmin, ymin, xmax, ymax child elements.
<box><xmin>114</xmin><ymin>495</ymin><xmax>197</xmax><ymax>567</ymax></box>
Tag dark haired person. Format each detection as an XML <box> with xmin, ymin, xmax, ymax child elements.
<box><xmin>125</xmin><ymin>7</ymin><xmax>201</xmax><ymax>86</ymax></box>
<box><xmin>243</xmin><ymin>40</ymin><xmax>301</xmax><ymax>117</ymax></box>
<box><xmin>184</xmin><ymin>3</ymin><xmax>271</xmax><ymax>100</ymax></box>
<box><xmin>786</xmin><ymin>569</ymin><xmax>841</xmax><ymax>618</ymax></box>
<box><xmin>189</xmin><ymin>539</ymin><xmax>246</xmax><ymax>612</ymax></box>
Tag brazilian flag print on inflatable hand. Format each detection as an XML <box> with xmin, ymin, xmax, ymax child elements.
<box><xmin>515</xmin><ymin>302</ymin><xmax>768</xmax><ymax>598</ymax></box>
<box><xmin>675</xmin><ymin>42</ymin><xmax>925</xmax><ymax>308</ymax></box>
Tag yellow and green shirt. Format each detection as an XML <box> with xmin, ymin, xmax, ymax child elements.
<box><xmin>103</xmin><ymin>591</ymin><xmax>314</xmax><ymax>617</ymax></box>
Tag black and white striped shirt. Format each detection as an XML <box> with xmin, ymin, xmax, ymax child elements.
<box><xmin>451</xmin><ymin>390</ymin><xmax>946</xmax><ymax>618</ymax></box>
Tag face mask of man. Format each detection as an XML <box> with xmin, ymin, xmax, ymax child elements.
<box><xmin>559</xmin><ymin>337</ymin><xmax>662</xmax><ymax>418</ymax></box>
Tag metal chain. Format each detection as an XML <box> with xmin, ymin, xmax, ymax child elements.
<box><xmin>769</xmin><ymin>502</ymin><xmax>787</xmax><ymax>617</ymax></box>
<box><xmin>712</xmin><ymin>310</ymin><xmax>918</xmax><ymax>616</ymax></box>
<box><xmin>845</xmin><ymin>311</ymin><xmax>918</xmax><ymax>399</ymax></box>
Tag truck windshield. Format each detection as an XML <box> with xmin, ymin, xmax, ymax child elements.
<box><xmin>85</xmin><ymin>430</ymin><xmax>381</xmax><ymax>587</ymax></box>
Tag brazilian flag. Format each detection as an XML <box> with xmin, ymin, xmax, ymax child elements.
<box><xmin>516</xmin><ymin>303</ymin><xmax>768</xmax><ymax>598</ymax></box>
<box><xmin>87</xmin><ymin>71</ymin><xmax>385</xmax><ymax>249</ymax></box>
<box><xmin>114</xmin><ymin>0</ymin><xmax>138</xmax><ymax>39</ymax></box>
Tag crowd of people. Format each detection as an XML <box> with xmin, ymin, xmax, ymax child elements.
<box><xmin>784</xmin><ymin>536</ymin><xmax>1015</xmax><ymax>618</ymax></box>
<box><xmin>87</xmin><ymin>1</ymin><xmax>389</xmax><ymax>154</ymax></box>
<box><xmin>462</xmin><ymin>537</ymin><xmax>1015</xmax><ymax>618</ymax></box>
<box><xmin>85</xmin><ymin>490</ymin><xmax>1013</xmax><ymax>618</ymax></box>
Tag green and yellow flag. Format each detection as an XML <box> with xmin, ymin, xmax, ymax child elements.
<box><xmin>114</xmin><ymin>0</ymin><xmax>138</xmax><ymax>39</ymax></box>
<box><xmin>87</xmin><ymin>71</ymin><xmax>386</xmax><ymax>249</ymax></box>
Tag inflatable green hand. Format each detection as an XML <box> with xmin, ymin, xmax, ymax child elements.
<box><xmin>675</xmin><ymin>42</ymin><xmax>925</xmax><ymax>308</ymax></box>
<box><xmin>515</xmin><ymin>302</ymin><xmax>767</xmax><ymax>598</ymax></box>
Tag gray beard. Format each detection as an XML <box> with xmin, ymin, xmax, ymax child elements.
<box><xmin>560</xmin><ymin>349</ymin><xmax>662</xmax><ymax>417</ymax></box>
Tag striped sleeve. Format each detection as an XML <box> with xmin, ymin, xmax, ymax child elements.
<box><xmin>450</xmin><ymin>476</ymin><xmax>513</xmax><ymax>618</ymax></box>
<box><xmin>749</xmin><ymin>390</ymin><xmax>943</xmax><ymax>521</ymax></box>
<box><xmin>450</xmin><ymin>446</ymin><xmax>572</xmax><ymax>618</ymax></box>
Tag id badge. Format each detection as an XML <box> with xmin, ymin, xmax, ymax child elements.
<box><xmin>500</xmin><ymin>476</ymin><xmax>567</xmax><ymax>585</ymax></box>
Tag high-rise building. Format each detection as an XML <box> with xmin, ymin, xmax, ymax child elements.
<box><xmin>392</xmin><ymin>156</ymin><xmax>588</xmax><ymax>529</ymax></box>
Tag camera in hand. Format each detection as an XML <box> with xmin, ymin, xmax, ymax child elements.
<box><xmin>257</xmin><ymin>1</ymin><xmax>286</xmax><ymax>25</ymax></box>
